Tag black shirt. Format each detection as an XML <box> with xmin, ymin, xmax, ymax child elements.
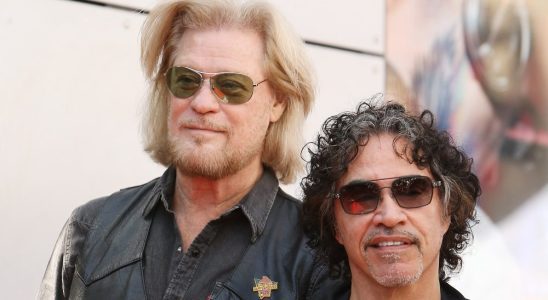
<box><xmin>143</xmin><ymin>167</ymin><xmax>283</xmax><ymax>300</ymax></box>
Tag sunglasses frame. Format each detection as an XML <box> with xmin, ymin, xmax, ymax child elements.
<box><xmin>165</xmin><ymin>66</ymin><xmax>267</xmax><ymax>104</ymax></box>
<box><xmin>335</xmin><ymin>175</ymin><xmax>442</xmax><ymax>215</ymax></box>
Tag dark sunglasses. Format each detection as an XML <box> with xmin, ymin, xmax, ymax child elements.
<box><xmin>335</xmin><ymin>175</ymin><xmax>442</xmax><ymax>215</ymax></box>
<box><xmin>165</xmin><ymin>66</ymin><xmax>267</xmax><ymax>104</ymax></box>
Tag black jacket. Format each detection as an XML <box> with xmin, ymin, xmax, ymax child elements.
<box><xmin>441</xmin><ymin>280</ymin><xmax>468</xmax><ymax>300</ymax></box>
<box><xmin>38</xmin><ymin>171</ymin><xmax>348</xmax><ymax>299</ymax></box>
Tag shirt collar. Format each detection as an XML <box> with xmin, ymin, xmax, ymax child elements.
<box><xmin>142</xmin><ymin>167</ymin><xmax>176</xmax><ymax>217</ymax></box>
<box><xmin>234</xmin><ymin>167</ymin><xmax>278</xmax><ymax>242</ymax></box>
<box><xmin>142</xmin><ymin>166</ymin><xmax>279</xmax><ymax>243</ymax></box>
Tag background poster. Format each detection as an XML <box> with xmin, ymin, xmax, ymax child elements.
<box><xmin>386</xmin><ymin>0</ymin><xmax>548</xmax><ymax>298</ymax></box>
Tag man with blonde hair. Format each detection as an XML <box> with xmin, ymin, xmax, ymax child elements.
<box><xmin>39</xmin><ymin>1</ymin><xmax>346</xmax><ymax>299</ymax></box>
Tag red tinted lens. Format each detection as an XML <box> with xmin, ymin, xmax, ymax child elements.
<box><xmin>338</xmin><ymin>182</ymin><xmax>380</xmax><ymax>214</ymax></box>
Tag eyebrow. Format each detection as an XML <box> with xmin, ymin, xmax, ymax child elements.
<box><xmin>343</xmin><ymin>179</ymin><xmax>372</xmax><ymax>186</ymax></box>
<box><xmin>341</xmin><ymin>175</ymin><xmax>427</xmax><ymax>187</ymax></box>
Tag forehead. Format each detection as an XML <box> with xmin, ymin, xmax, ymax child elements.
<box><xmin>339</xmin><ymin>134</ymin><xmax>432</xmax><ymax>186</ymax></box>
<box><xmin>173</xmin><ymin>27</ymin><xmax>265</xmax><ymax>76</ymax></box>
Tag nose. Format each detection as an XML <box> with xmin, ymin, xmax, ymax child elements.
<box><xmin>371</xmin><ymin>189</ymin><xmax>406</xmax><ymax>227</ymax></box>
<box><xmin>189</xmin><ymin>78</ymin><xmax>221</xmax><ymax>114</ymax></box>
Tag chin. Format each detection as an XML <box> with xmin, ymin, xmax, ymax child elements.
<box><xmin>368</xmin><ymin>261</ymin><xmax>424</xmax><ymax>288</ymax></box>
<box><xmin>374</xmin><ymin>269</ymin><xmax>422</xmax><ymax>287</ymax></box>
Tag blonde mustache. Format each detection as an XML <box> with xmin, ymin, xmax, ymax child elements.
<box><xmin>176</xmin><ymin>118</ymin><xmax>229</xmax><ymax>132</ymax></box>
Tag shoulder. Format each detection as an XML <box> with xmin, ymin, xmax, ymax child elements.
<box><xmin>70</xmin><ymin>177</ymin><xmax>160</xmax><ymax>225</ymax></box>
<box><xmin>441</xmin><ymin>280</ymin><xmax>468</xmax><ymax>300</ymax></box>
<box><xmin>276</xmin><ymin>186</ymin><xmax>304</xmax><ymax>208</ymax></box>
<box><xmin>266</xmin><ymin>187</ymin><xmax>305</xmax><ymax>231</ymax></box>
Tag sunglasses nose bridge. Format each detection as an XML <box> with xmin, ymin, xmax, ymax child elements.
<box><xmin>191</xmin><ymin>76</ymin><xmax>211</xmax><ymax>97</ymax></box>
<box><xmin>192</xmin><ymin>74</ymin><xmax>226</xmax><ymax>103</ymax></box>
<box><xmin>188</xmin><ymin>69</ymin><xmax>214</xmax><ymax>94</ymax></box>
<box><xmin>372</xmin><ymin>186</ymin><xmax>407</xmax><ymax>225</ymax></box>
<box><xmin>184</xmin><ymin>75</ymin><xmax>227</xmax><ymax>112</ymax></box>
<box><xmin>378</xmin><ymin>185</ymin><xmax>394</xmax><ymax>199</ymax></box>
<box><xmin>191</xmin><ymin>71</ymin><xmax>225</xmax><ymax>103</ymax></box>
<box><xmin>376</xmin><ymin>185</ymin><xmax>402</xmax><ymax>208</ymax></box>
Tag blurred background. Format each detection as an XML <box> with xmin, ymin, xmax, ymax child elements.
<box><xmin>0</xmin><ymin>0</ymin><xmax>545</xmax><ymax>299</ymax></box>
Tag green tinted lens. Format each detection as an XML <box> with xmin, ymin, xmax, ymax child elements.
<box><xmin>166</xmin><ymin>67</ymin><xmax>202</xmax><ymax>99</ymax></box>
<box><xmin>211</xmin><ymin>73</ymin><xmax>254</xmax><ymax>104</ymax></box>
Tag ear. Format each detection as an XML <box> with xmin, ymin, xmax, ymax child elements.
<box><xmin>333</xmin><ymin>223</ymin><xmax>344</xmax><ymax>245</ymax></box>
<box><xmin>442</xmin><ymin>217</ymin><xmax>450</xmax><ymax>235</ymax></box>
<box><xmin>269</xmin><ymin>95</ymin><xmax>287</xmax><ymax>123</ymax></box>
<box><xmin>441</xmin><ymin>209</ymin><xmax>451</xmax><ymax>235</ymax></box>
<box><xmin>436</xmin><ymin>188</ymin><xmax>451</xmax><ymax>234</ymax></box>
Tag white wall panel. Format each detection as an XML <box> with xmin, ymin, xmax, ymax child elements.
<box><xmin>0</xmin><ymin>0</ymin><xmax>163</xmax><ymax>297</ymax></box>
<box><xmin>100</xmin><ymin>0</ymin><xmax>157</xmax><ymax>11</ymax></box>
<box><xmin>101</xmin><ymin>0</ymin><xmax>386</xmax><ymax>54</ymax></box>
<box><xmin>0</xmin><ymin>0</ymin><xmax>384</xmax><ymax>298</ymax></box>
<box><xmin>273</xmin><ymin>0</ymin><xmax>385</xmax><ymax>54</ymax></box>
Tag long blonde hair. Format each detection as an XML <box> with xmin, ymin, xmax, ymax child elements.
<box><xmin>140</xmin><ymin>0</ymin><xmax>314</xmax><ymax>183</ymax></box>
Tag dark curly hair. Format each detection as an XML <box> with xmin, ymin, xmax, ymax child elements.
<box><xmin>301</xmin><ymin>100</ymin><xmax>480</xmax><ymax>282</ymax></box>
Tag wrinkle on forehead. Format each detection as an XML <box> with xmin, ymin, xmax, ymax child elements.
<box><xmin>173</xmin><ymin>27</ymin><xmax>265</xmax><ymax>75</ymax></box>
<box><xmin>339</xmin><ymin>134</ymin><xmax>432</xmax><ymax>188</ymax></box>
<box><xmin>358</xmin><ymin>134</ymin><xmax>416</xmax><ymax>165</ymax></box>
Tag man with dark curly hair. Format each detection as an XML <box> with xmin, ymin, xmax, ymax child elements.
<box><xmin>302</xmin><ymin>101</ymin><xmax>480</xmax><ymax>299</ymax></box>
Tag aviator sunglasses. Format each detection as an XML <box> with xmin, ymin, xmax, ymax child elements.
<box><xmin>335</xmin><ymin>175</ymin><xmax>442</xmax><ymax>215</ymax></box>
<box><xmin>165</xmin><ymin>66</ymin><xmax>268</xmax><ymax>104</ymax></box>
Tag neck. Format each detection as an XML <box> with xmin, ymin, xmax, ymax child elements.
<box><xmin>350</xmin><ymin>280</ymin><xmax>441</xmax><ymax>300</ymax></box>
<box><xmin>173</xmin><ymin>160</ymin><xmax>264</xmax><ymax>215</ymax></box>
<box><xmin>349</xmin><ymin>264</ymin><xmax>442</xmax><ymax>300</ymax></box>
<box><xmin>172</xmin><ymin>160</ymin><xmax>264</xmax><ymax>251</ymax></box>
